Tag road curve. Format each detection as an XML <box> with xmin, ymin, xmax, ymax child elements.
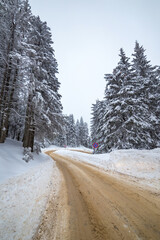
<box><xmin>34</xmin><ymin>151</ymin><xmax>160</xmax><ymax>240</ymax></box>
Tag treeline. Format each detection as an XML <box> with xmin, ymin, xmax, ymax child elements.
<box><xmin>0</xmin><ymin>0</ymin><xmax>63</xmax><ymax>151</ymax></box>
<box><xmin>91</xmin><ymin>42</ymin><xmax>160</xmax><ymax>153</ymax></box>
<box><xmin>55</xmin><ymin>115</ymin><xmax>90</xmax><ymax>148</ymax></box>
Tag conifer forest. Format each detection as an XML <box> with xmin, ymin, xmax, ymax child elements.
<box><xmin>0</xmin><ymin>0</ymin><xmax>90</xmax><ymax>153</ymax></box>
<box><xmin>0</xmin><ymin>1</ymin><xmax>160</xmax><ymax>240</ymax></box>
<box><xmin>0</xmin><ymin>0</ymin><xmax>159</xmax><ymax>154</ymax></box>
<box><xmin>91</xmin><ymin>44</ymin><xmax>160</xmax><ymax>152</ymax></box>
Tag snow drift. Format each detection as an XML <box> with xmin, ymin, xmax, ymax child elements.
<box><xmin>0</xmin><ymin>139</ymin><xmax>60</xmax><ymax>240</ymax></box>
<box><xmin>55</xmin><ymin>148</ymin><xmax>160</xmax><ymax>187</ymax></box>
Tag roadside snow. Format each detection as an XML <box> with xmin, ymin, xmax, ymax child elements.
<box><xmin>67</xmin><ymin>146</ymin><xmax>93</xmax><ymax>153</ymax></box>
<box><xmin>42</xmin><ymin>145</ymin><xmax>93</xmax><ymax>153</ymax></box>
<box><xmin>0</xmin><ymin>139</ymin><xmax>53</xmax><ymax>183</ymax></box>
<box><xmin>0</xmin><ymin>139</ymin><xmax>61</xmax><ymax>240</ymax></box>
<box><xmin>55</xmin><ymin>148</ymin><xmax>160</xmax><ymax>189</ymax></box>
<box><xmin>42</xmin><ymin>144</ymin><xmax>63</xmax><ymax>152</ymax></box>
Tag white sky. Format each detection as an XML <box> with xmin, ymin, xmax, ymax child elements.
<box><xmin>29</xmin><ymin>0</ymin><xmax>160</xmax><ymax>128</ymax></box>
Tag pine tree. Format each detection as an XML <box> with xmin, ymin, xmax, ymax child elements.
<box><xmin>83</xmin><ymin>122</ymin><xmax>89</xmax><ymax>147</ymax></box>
<box><xmin>131</xmin><ymin>41</ymin><xmax>156</xmax><ymax>148</ymax></box>
<box><xmin>90</xmin><ymin>100</ymin><xmax>100</xmax><ymax>144</ymax></box>
<box><xmin>95</xmin><ymin>100</ymin><xmax>106</xmax><ymax>152</ymax></box>
<box><xmin>0</xmin><ymin>0</ymin><xmax>32</xmax><ymax>143</ymax></box>
<box><xmin>149</xmin><ymin>66</ymin><xmax>160</xmax><ymax>147</ymax></box>
<box><xmin>78</xmin><ymin>117</ymin><xmax>89</xmax><ymax>147</ymax></box>
<box><xmin>22</xmin><ymin>16</ymin><xmax>63</xmax><ymax>151</ymax></box>
<box><xmin>103</xmin><ymin>55</ymin><xmax>125</xmax><ymax>151</ymax></box>
<box><xmin>0</xmin><ymin>0</ymin><xmax>64</xmax><ymax>152</ymax></box>
<box><xmin>66</xmin><ymin>114</ymin><xmax>76</xmax><ymax>147</ymax></box>
<box><xmin>103</xmin><ymin>47</ymin><xmax>153</xmax><ymax>151</ymax></box>
<box><xmin>75</xmin><ymin>120</ymin><xmax>80</xmax><ymax>146</ymax></box>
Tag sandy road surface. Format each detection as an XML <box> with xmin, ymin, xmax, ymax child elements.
<box><xmin>34</xmin><ymin>151</ymin><xmax>160</xmax><ymax>240</ymax></box>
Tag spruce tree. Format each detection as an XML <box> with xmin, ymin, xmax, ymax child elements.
<box><xmin>103</xmin><ymin>47</ymin><xmax>153</xmax><ymax>151</ymax></box>
<box><xmin>22</xmin><ymin>16</ymin><xmax>63</xmax><ymax>150</ymax></box>
<box><xmin>0</xmin><ymin>0</ymin><xmax>64</xmax><ymax>152</ymax></box>
<box><xmin>90</xmin><ymin>100</ymin><xmax>100</xmax><ymax>144</ymax></box>
<box><xmin>95</xmin><ymin>100</ymin><xmax>106</xmax><ymax>152</ymax></box>
<box><xmin>131</xmin><ymin>41</ymin><xmax>155</xmax><ymax>148</ymax></box>
<box><xmin>149</xmin><ymin>66</ymin><xmax>160</xmax><ymax>147</ymax></box>
<box><xmin>75</xmin><ymin>120</ymin><xmax>80</xmax><ymax>146</ymax></box>
<box><xmin>66</xmin><ymin>114</ymin><xmax>76</xmax><ymax>147</ymax></box>
<box><xmin>0</xmin><ymin>0</ymin><xmax>32</xmax><ymax>143</ymax></box>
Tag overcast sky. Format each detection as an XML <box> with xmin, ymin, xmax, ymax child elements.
<box><xmin>29</xmin><ymin>0</ymin><xmax>160</xmax><ymax>128</ymax></box>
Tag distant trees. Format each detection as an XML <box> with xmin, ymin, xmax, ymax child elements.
<box><xmin>91</xmin><ymin>42</ymin><xmax>160</xmax><ymax>152</ymax></box>
<box><xmin>55</xmin><ymin>115</ymin><xmax>90</xmax><ymax>148</ymax></box>
<box><xmin>0</xmin><ymin>0</ymin><xmax>63</xmax><ymax>151</ymax></box>
<box><xmin>91</xmin><ymin>100</ymin><xmax>106</xmax><ymax>152</ymax></box>
<box><xmin>65</xmin><ymin>114</ymin><xmax>76</xmax><ymax>147</ymax></box>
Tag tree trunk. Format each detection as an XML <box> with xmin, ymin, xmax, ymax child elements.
<box><xmin>0</xmin><ymin>65</ymin><xmax>18</xmax><ymax>143</ymax></box>
<box><xmin>0</xmin><ymin>20</ymin><xmax>16</xmax><ymax>143</ymax></box>
<box><xmin>23</xmin><ymin>94</ymin><xmax>35</xmax><ymax>152</ymax></box>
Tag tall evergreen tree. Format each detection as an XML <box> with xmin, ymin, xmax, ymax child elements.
<box><xmin>131</xmin><ymin>41</ymin><xmax>156</xmax><ymax>148</ymax></box>
<box><xmin>95</xmin><ymin>100</ymin><xmax>106</xmax><ymax>152</ymax></box>
<box><xmin>0</xmin><ymin>0</ymin><xmax>32</xmax><ymax>143</ymax></box>
<box><xmin>0</xmin><ymin>0</ymin><xmax>63</xmax><ymax>152</ymax></box>
<box><xmin>66</xmin><ymin>114</ymin><xmax>76</xmax><ymax>147</ymax></box>
<box><xmin>75</xmin><ymin>120</ymin><xmax>80</xmax><ymax>146</ymax></box>
<box><xmin>149</xmin><ymin>66</ymin><xmax>160</xmax><ymax>147</ymax></box>
<box><xmin>91</xmin><ymin>43</ymin><xmax>159</xmax><ymax>153</ymax></box>
<box><xmin>103</xmin><ymin>47</ymin><xmax>154</xmax><ymax>151</ymax></box>
<box><xmin>90</xmin><ymin>100</ymin><xmax>100</xmax><ymax>144</ymax></box>
<box><xmin>79</xmin><ymin>117</ymin><xmax>89</xmax><ymax>147</ymax></box>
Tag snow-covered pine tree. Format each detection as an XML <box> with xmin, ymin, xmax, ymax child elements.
<box><xmin>90</xmin><ymin>100</ymin><xmax>99</xmax><ymax>144</ymax></box>
<box><xmin>103</xmin><ymin>48</ymin><xmax>152</xmax><ymax>151</ymax></box>
<box><xmin>65</xmin><ymin>114</ymin><xmax>76</xmax><ymax>147</ymax></box>
<box><xmin>147</xmin><ymin>65</ymin><xmax>160</xmax><ymax>147</ymax></box>
<box><xmin>75</xmin><ymin>120</ymin><xmax>81</xmax><ymax>146</ymax></box>
<box><xmin>95</xmin><ymin>100</ymin><xmax>106</xmax><ymax>152</ymax></box>
<box><xmin>78</xmin><ymin>117</ymin><xmax>89</xmax><ymax>147</ymax></box>
<box><xmin>22</xmin><ymin>16</ymin><xmax>63</xmax><ymax>151</ymax></box>
<box><xmin>102</xmin><ymin>45</ymin><xmax>157</xmax><ymax>152</ymax></box>
<box><xmin>83</xmin><ymin>122</ymin><xmax>89</xmax><ymax>147</ymax></box>
<box><xmin>131</xmin><ymin>41</ymin><xmax>156</xmax><ymax>148</ymax></box>
<box><xmin>91</xmin><ymin>44</ymin><xmax>160</xmax><ymax>152</ymax></box>
<box><xmin>103</xmin><ymin>60</ymin><xmax>125</xmax><ymax>152</ymax></box>
<box><xmin>0</xmin><ymin>0</ymin><xmax>63</xmax><ymax>151</ymax></box>
<box><xmin>0</xmin><ymin>0</ymin><xmax>31</xmax><ymax>143</ymax></box>
<box><xmin>154</xmin><ymin>67</ymin><xmax>160</xmax><ymax>146</ymax></box>
<box><xmin>7</xmin><ymin>0</ymin><xmax>33</xmax><ymax>143</ymax></box>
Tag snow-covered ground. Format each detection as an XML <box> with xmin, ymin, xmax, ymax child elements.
<box><xmin>67</xmin><ymin>146</ymin><xmax>93</xmax><ymax>152</ymax></box>
<box><xmin>42</xmin><ymin>145</ymin><xmax>93</xmax><ymax>153</ymax></box>
<box><xmin>42</xmin><ymin>144</ymin><xmax>63</xmax><ymax>152</ymax></box>
<box><xmin>55</xmin><ymin>148</ymin><xmax>160</xmax><ymax>190</ymax></box>
<box><xmin>0</xmin><ymin>139</ymin><xmax>61</xmax><ymax>240</ymax></box>
<box><xmin>1</xmin><ymin>140</ymin><xmax>160</xmax><ymax>240</ymax></box>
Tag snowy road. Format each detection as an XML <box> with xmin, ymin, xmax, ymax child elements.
<box><xmin>34</xmin><ymin>150</ymin><xmax>160</xmax><ymax>240</ymax></box>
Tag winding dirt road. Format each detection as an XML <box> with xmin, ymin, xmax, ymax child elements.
<box><xmin>34</xmin><ymin>151</ymin><xmax>160</xmax><ymax>240</ymax></box>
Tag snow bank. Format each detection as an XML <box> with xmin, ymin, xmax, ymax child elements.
<box><xmin>43</xmin><ymin>145</ymin><xmax>93</xmax><ymax>153</ymax></box>
<box><xmin>55</xmin><ymin>148</ymin><xmax>160</xmax><ymax>182</ymax></box>
<box><xmin>0</xmin><ymin>139</ymin><xmax>61</xmax><ymax>240</ymax></box>
<box><xmin>109</xmin><ymin>149</ymin><xmax>160</xmax><ymax>180</ymax></box>
<box><xmin>67</xmin><ymin>146</ymin><xmax>93</xmax><ymax>153</ymax></box>
<box><xmin>0</xmin><ymin>139</ymin><xmax>53</xmax><ymax>183</ymax></box>
<box><xmin>42</xmin><ymin>144</ymin><xmax>63</xmax><ymax>152</ymax></box>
